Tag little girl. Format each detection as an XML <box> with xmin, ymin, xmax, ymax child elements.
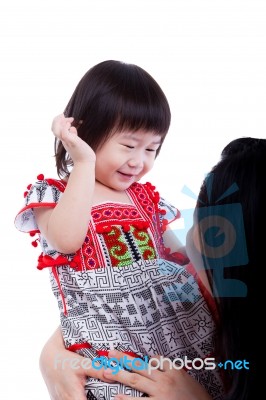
<box><xmin>15</xmin><ymin>60</ymin><xmax>224</xmax><ymax>399</ymax></box>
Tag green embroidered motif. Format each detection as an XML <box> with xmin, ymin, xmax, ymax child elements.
<box><xmin>105</xmin><ymin>226</ymin><xmax>133</xmax><ymax>267</ymax></box>
<box><xmin>132</xmin><ymin>227</ymin><xmax>156</xmax><ymax>260</ymax></box>
<box><xmin>104</xmin><ymin>225</ymin><xmax>156</xmax><ymax>267</ymax></box>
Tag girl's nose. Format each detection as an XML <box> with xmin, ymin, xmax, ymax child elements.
<box><xmin>128</xmin><ymin>155</ymin><xmax>144</xmax><ymax>168</ymax></box>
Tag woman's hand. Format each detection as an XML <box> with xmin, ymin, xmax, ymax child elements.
<box><xmin>39</xmin><ymin>327</ymin><xmax>114</xmax><ymax>400</ymax></box>
<box><xmin>52</xmin><ymin>114</ymin><xmax>96</xmax><ymax>164</ymax></box>
<box><xmin>103</xmin><ymin>350</ymin><xmax>213</xmax><ymax>400</ymax></box>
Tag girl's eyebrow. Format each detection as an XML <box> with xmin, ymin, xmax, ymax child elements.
<box><xmin>151</xmin><ymin>139</ymin><xmax>162</xmax><ymax>145</ymax></box>
<box><xmin>122</xmin><ymin>132</ymin><xmax>162</xmax><ymax>145</ymax></box>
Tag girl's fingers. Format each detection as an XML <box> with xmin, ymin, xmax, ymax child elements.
<box><xmin>68</xmin><ymin>126</ymin><xmax>78</xmax><ymax>135</ymax></box>
<box><xmin>61</xmin><ymin>127</ymin><xmax>77</xmax><ymax>142</ymax></box>
<box><xmin>51</xmin><ymin>114</ymin><xmax>75</xmax><ymax>138</ymax></box>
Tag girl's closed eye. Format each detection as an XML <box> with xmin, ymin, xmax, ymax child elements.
<box><xmin>120</xmin><ymin>142</ymin><xmax>135</xmax><ymax>149</ymax></box>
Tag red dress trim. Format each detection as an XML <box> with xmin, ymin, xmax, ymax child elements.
<box><xmin>67</xmin><ymin>342</ymin><xmax>140</xmax><ymax>358</ymax></box>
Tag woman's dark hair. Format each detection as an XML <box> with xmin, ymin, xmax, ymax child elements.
<box><xmin>54</xmin><ymin>60</ymin><xmax>171</xmax><ymax>178</ymax></box>
<box><xmin>195</xmin><ymin>137</ymin><xmax>266</xmax><ymax>399</ymax></box>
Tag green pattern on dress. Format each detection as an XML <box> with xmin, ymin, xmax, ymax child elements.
<box><xmin>106</xmin><ymin>227</ymin><xmax>133</xmax><ymax>267</ymax></box>
<box><xmin>133</xmin><ymin>228</ymin><xmax>156</xmax><ymax>259</ymax></box>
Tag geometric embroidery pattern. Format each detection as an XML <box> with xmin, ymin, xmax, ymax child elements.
<box><xmin>15</xmin><ymin>177</ymin><xmax>225</xmax><ymax>400</ymax></box>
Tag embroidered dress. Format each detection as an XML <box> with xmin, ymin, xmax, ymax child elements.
<box><xmin>15</xmin><ymin>176</ymin><xmax>224</xmax><ymax>400</ymax></box>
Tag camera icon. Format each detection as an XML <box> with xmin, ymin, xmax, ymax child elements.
<box><xmin>193</xmin><ymin>203</ymin><xmax>248</xmax><ymax>268</ymax></box>
<box><xmin>160</xmin><ymin>178</ymin><xmax>249</xmax><ymax>298</ymax></box>
<box><xmin>191</xmin><ymin>203</ymin><xmax>248</xmax><ymax>297</ymax></box>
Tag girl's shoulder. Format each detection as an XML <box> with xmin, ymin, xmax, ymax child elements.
<box><xmin>15</xmin><ymin>174</ymin><xmax>66</xmax><ymax>234</ymax></box>
<box><xmin>129</xmin><ymin>181</ymin><xmax>180</xmax><ymax>220</ymax></box>
<box><xmin>129</xmin><ymin>181</ymin><xmax>160</xmax><ymax>202</ymax></box>
<box><xmin>23</xmin><ymin>174</ymin><xmax>67</xmax><ymax>204</ymax></box>
<box><xmin>26</xmin><ymin>173</ymin><xmax>67</xmax><ymax>193</ymax></box>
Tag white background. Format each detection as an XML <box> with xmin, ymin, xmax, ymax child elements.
<box><xmin>1</xmin><ymin>0</ymin><xmax>266</xmax><ymax>398</ymax></box>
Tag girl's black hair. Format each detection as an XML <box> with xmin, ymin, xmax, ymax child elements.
<box><xmin>54</xmin><ymin>60</ymin><xmax>171</xmax><ymax>178</ymax></box>
<box><xmin>195</xmin><ymin>137</ymin><xmax>266</xmax><ymax>399</ymax></box>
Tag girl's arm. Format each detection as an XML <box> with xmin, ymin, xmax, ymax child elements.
<box><xmin>163</xmin><ymin>225</ymin><xmax>187</xmax><ymax>255</ymax></box>
<box><xmin>162</xmin><ymin>226</ymin><xmax>189</xmax><ymax>265</ymax></box>
<box><xmin>163</xmin><ymin>221</ymin><xmax>213</xmax><ymax>295</ymax></box>
<box><xmin>35</xmin><ymin>114</ymin><xmax>96</xmax><ymax>253</ymax></box>
<box><xmin>39</xmin><ymin>327</ymin><xmax>115</xmax><ymax>400</ymax></box>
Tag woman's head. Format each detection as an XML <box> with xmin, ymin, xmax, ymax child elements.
<box><xmin>194</xmin><ymin>137</ymin><xmax>266</xmax><ymax>399</ymax></box>
<box><xmin>197</xmin><ymin>137</ymin><xmax>266</xmax><ymax>262</ymax></box>
<box><xmin>55</xmin><ymin>60</ymin><xmax>171</xmax><ymax>177</ymax></box>
<box><xmin>195</xmin><ymin>137</ymin><xmax>266</xmax><ymax>303</ymax></box>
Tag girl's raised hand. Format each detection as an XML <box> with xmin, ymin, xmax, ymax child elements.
<box><xmin>51</xmin><ymin>114</ymin><xmax>96</xmax><ymax>164</ymax></box>
<box><xmin>103</xmin><ymin>350</ymin><xmax>213</xmax><ymax>400</ymax></box>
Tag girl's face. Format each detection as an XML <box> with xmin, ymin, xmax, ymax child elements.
<box><xmin>95</xmin><ymin>130</ymin><xmax>162</xmax><ymax>191</ymax></box>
